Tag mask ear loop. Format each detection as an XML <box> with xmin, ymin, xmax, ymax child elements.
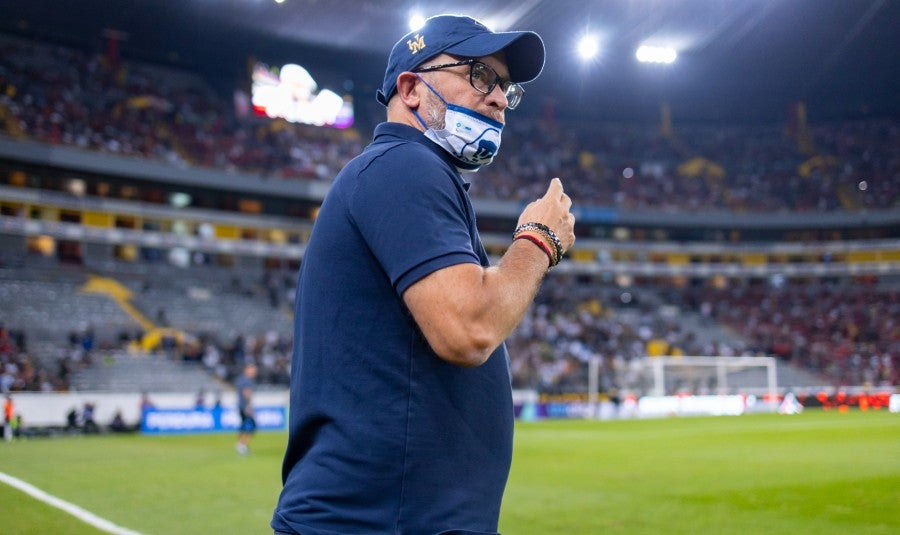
<box><xmin>410</xmin><ymin>73</ymin><xmax>449</xmax><ymax>129</ymax></box>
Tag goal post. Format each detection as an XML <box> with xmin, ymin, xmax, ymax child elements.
<box><xmin>647</xmin><ymin>356</ymin><xmax>778</xmax><ymax>399</ymax></box>
<box><xmin>587</xmin><ymin>355</ymin><xmax>780</xmax><ymax>418</ymax></box>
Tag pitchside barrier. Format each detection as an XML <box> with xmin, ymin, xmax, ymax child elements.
<box><xmin>140</xmin><ymin>406</ymin><xmax>285</xmax><ymax>434</ymax></box>
<box><xmin>514</xmin><ymin>355</ymin><xmax>898</xmax><ymax>419</ymax></box>
<box><xmin>8</xmin><ymin>390</ymin><xmax>289</xmax><ymax>432</ymax></box>
<box><xmin>513</xmin><ymin>390</ymin><xmax>899</xmax><ymax>419</ymax></box>
<box><xmin>5</xmin><ymin>380</ymin><xmax>898</xmax><ymax>432</ymax></box>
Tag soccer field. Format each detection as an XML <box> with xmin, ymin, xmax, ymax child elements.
<box><xmin>2</xmin><ymin>410</ymin><xmax>898</xmax><ymax>534</ymax></box>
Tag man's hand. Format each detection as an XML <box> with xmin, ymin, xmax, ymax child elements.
<box><xmin>517</xmin><ymin>178</ymin><xmax>576</xmax><ymax>255</ymax></box>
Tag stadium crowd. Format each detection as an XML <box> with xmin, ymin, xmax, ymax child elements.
<box><xmin>2</xmin><ymin>266</ymin><xmax>897</xmax><ymax>396</ymax></box>
<box><xmin>0</xmin><ymin>324</ymin><xmax>70</xmax><ymax>392</ymax></box>
<box><xmin>508</xmin><ymin>277</ymin><xmax>898</xmax><ymax>394</ymax></box>
<box><xmin>184</xmin><ymin>330</ymin><xmax>291</xmax><ymax>387</ymax></box>
<box><xmin>1</xmin><ymin>33</ymin><xmax>897</xmax><ymax>213</ymax></box>
<box><xmin>681</xmin><ymin>282</ymin><xmax>899</xmax><ymax>387</ymax></box>
<box><xmin>0</xmin><ymin>33</ymin><xmax>363</xmax><ymax>182</ymax></box>
<box><xmin>477</xmin><ymin>116</ymin><xmax>899</xmax><ymax>213</ymax></box>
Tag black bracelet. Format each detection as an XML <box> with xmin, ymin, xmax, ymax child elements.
<box><xmin>513</xmin><ymin>222</ymin><xmax>563</xmax><ymax>264</ymax></box>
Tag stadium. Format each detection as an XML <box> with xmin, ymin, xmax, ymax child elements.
<box><xmin>1</xmin><ymin>1</ymin><xmax>898</xmax><ymax>534</ymax></box>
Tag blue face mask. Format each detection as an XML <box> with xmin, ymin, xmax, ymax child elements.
<box><xmin>413</xmin><ymin>76</ymin><xmax>504</xmax><ymax>171</ymax></box>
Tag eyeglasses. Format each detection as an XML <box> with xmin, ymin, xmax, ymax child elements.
<box><xmin>414</xmin><ymin>59</ymin><xmax>525</xmax><ymax>110</ymax></box>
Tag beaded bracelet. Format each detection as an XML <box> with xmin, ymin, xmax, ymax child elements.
<box><xmin>513</xmin><ymin>222</ymin><xmax>563</xmax><ymax>264</ymax></box>
<box><xmin>513</xmin><ymin>225</ymin><xmax>560</xmax><ymax>266</ymax></box>
<box><xmin>514</xmin><ymin>233</ymin><xmax>555</xmax><ymax>269</ymax></box>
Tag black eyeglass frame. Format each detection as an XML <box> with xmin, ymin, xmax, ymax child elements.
<box><xmin>413</xmin><ymin>59</ymin><xmax>525</xmax><ymax>110</ymax></box>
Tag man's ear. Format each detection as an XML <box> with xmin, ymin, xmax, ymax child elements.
<box><xmin>395</xmin><ymin>72</ymin><xmax>422</xmax><ymax>109</ymax></box>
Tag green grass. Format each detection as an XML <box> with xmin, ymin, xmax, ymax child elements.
<box><xmin>502</xmin><ymin>411</ymin><xmax>899</xmax><ymax>534</ymax></box>
<box><xmin>1</xmin><ymin>410</ymin><xmax>898</xmax><ymax>534</ymax></box>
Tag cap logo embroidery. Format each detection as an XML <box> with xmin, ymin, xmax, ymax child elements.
<box><xmin>407</xmin><ymin>34</ymin><xmax>426</xmax><ymax>54</ymax></box>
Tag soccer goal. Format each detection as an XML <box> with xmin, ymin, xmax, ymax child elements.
<box><xmin>588</xmin><ymin>355</ymin><xmax>780</xmax><ymax>417</ymax></box>
<box><xmin>643</xmin><ymin>356</ymin><xmax>777</xmax><ymax>397</ymax></box>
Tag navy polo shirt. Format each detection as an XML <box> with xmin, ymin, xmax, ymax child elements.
<box><xmin>272</xmin><ymin>123</ymin><xmax>513</xmax><ymax>535</ymax></box>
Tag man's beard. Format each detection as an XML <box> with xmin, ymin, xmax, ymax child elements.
<box><xmin>421</xmin><ymin>89</ymin><xmax>446</xmax><ymax>130</ymax></box>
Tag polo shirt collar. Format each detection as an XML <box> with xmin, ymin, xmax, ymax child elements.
<box><xmin>373</xmin><ymin>122</ymin><xmax>474</xmax><ymax>190</ymax></box>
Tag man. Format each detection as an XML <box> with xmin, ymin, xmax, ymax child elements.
<box><xmin>235</xmin><ymin>362</ymin><xmax>257</xmax><ymax>455</ymax></box>
<box><xmin>272</xmin><ymin>14</ymin><xmax>575</xmax><ymax>534</ymax></box>
<box><xmin>2</xmin><ymin>395</ymin><xmax>13</xmax><ymax>442</ymax></box>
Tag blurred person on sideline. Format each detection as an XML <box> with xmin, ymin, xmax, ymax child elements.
<box><xmin>82</xmin><ymin>402</ymin><xmax>99</xmax><ymax>434</ymax></box>
<box><xmin>194</xmin><ymin>388</ymin><xmax>206</xmax><ymax>410</ymax></box>
<box><xmin>65</xmin><ymin>406</ymin><xmax>79</xmax><ymax>433</ymax></box>
<box><xmin>272</xmin><ymin>14</ymin><xmax>575</xmax><ymax>535</ymax></box>
<box><xmin>139</xmin><ymin>391</ymin><xmax>155</xmax><ymax>430</ymax></box>
<box><xmin>2</xmin><ymin>395</ymin><xmax>13</xmax><ymax>441</ymax></box>
<box><xmin>109</xmin><ymin>409</ymin><xmax>130</xmax><ymax>433</ymax></box>
<box><xmin>235</xmin><ymin>362</ymin><xmax>257</xmax><ymax>455</ymax></box>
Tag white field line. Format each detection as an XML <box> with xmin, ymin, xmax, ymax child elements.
<box><xmin>0</xmin><ymin>471</ymin><xmax>144</xmax><ymax>535</ymax></box>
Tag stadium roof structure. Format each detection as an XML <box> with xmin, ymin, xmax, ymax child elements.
<box><xmin>4</xmin><ymin>0</ymin><xmax>899</xmax><ymax>123</ymax></box>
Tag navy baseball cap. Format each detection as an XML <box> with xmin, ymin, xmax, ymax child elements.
<box><xmin>376</xmin><ymin>14</ymin><xmax>545</xmax><ymax>106</ymax></box>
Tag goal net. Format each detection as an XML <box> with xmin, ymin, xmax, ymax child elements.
<box><xmin>643</xmin><ymin>356</ymin><xmax>777</xmax><ymax>397</ymax></box>
<box><xmin>588</xmin><ymin>355</ymin><xmax>780</xmax><ymax>417</ymax></box>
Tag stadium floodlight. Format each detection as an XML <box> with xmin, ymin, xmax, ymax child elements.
<box><xmin>408</xmin><ymin>13</ymin><xmax>426</xmax><ymax>31</ymax></box>
<box><xmin>577</xmin><ymin>34</ymin><xmax>599</xmax><ymax>60</ymax></box>
<box><xmin>636</xmin><ymin>45</ymin><xmax>677</xmax><ymax>64</ymax></box>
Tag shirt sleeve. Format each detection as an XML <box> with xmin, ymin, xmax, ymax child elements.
<box><xmin>348</xmin><ymin>143</ymin><xmax>479</xmax><ymax>296</ymax></box>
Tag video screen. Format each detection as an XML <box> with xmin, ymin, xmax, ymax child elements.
<box><xmin>248</xmin><ymin>61</ymin><xmax>353</xmax><ymax>128</ymax></box>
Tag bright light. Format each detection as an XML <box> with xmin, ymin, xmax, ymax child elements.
<box><xmin>251</xmin><ymin>62</ymin><xmax>354</xmax><ymax>128</ymax></box>
<box><xmin>577</xmin><ymin>35</ymin><xmax>599</xmax><ymax>60</ymax></box>
<box><xmin>169</xmin><ymin>192</ymin><xmax>192</xmax><ymax>208</ymax></box>
<box><xmin>408</xmin><ymin>13</ymin><xmax>426</xmax><ymax>31</ymax></box>
<box><xmin>636</xmin><ymin>45</ymin><xmax>677</xmax><ymax>64</ymax></box>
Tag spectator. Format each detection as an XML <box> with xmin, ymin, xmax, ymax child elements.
<box><xmin>235</xmin><ymin>362</ymin><xmax>257</xmax><ymax>456</ymax></box>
